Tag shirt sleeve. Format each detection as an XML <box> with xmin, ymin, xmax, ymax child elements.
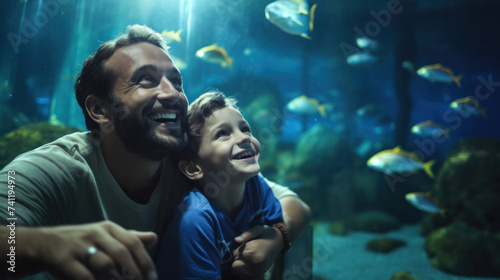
<box><xmin>256</xmin><ymin>175</ymin><xmax>284</xmax><ymax>225</ymax></box>
<box><xmin>260</xmin><ymin>173</ymin><xmax>298</xmax><ymax>200</ymax></box>
<box><xmin>0</xmin><ymin>145</ymin><xmax>86</xmax><ymax>226</ymax></box>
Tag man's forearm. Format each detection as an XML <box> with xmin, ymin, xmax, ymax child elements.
<box><xmin>279</xmin><ymin>196</ymin><xmax>312</xmax><ymax>242</ymax></box>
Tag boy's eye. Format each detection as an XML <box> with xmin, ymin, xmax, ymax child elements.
<box><xmin>241</xmin><ymin>125</ymin><xmax>251</xmax><ymax>133</ymax></box>
<box><xmin>215</xmin><ymin>130</ymin><xmax>229</xmax><ymax>139</ymax></box>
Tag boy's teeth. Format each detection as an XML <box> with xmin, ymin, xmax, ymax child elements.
<box><xmin>234</xmin><ymin>151</ymin><xmax>254</xmax><ymax>159</ymax></box>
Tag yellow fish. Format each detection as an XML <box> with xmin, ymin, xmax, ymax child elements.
<box><xmin>286</xmin><ymin>95</ymin><xmax>328</xmax><ymax>117</ymax></box>
<box><xmin>265</xmin><ymin>0</ymin><xmax>317</xmax><ymax>39</ymax></box>
<box><xmin>195</xmin><ymin>44</ymin><xmax>233</xmax><ymax>69</ymax></box>
<box><xmin>405</xmin><ymin>192</ymin><xmax>444</xmax><ymax>215</ymax></box>
<box><xmin>170</xmin><ymin>55</ymin><xmax>188</xmax><ymax>70</ymax></box>
<box><xmin>367</xmin><ymin>147</ymin><xmax>436</xmax><ymax>178</ymax></box>
<box><xmin>416</xmin><ymin>63</ymin><xmax>464</xmax><ymax>88</ymax></box>
<box><xmin>161</xmin><ymin>29</ymin><xmax>182</xmax><ymax>44</ymax></box>
<box><xmin>411</xmin><ymin>120</ymin><xmax>450</xmax><ymax>138</ymax></box>
<box><xmin>450</xmin><ymin>96</ymin><xmax>487</xmax><ymax>118</ymax></box>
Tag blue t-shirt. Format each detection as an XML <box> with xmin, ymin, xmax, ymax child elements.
<box><xmin>155</xmin><ymin>175</ymin><xmax>283</xmax><ymax>279</ymax></box>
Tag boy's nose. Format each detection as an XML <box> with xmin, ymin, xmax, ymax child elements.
<box><xmin>236</xmin><ymin>133</ymin><xmax>251</xmax><ymax>145</ymax></box>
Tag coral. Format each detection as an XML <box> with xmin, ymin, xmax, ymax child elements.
<box><xmin>365</xmin><ymin>237</ymin><xmax>407</xmax><ymax>253</ymax></box>
<box><xmin>293</xmin><ymin>124</ymin><xmax>352</xmax><ymax>178</ymax></box>
<box><xmin>284</xmin><ymin>124</ymin><xmax>356</xmax><ymax>220</ymax></box>
<box><xmin>425</xmin><ymin>224</ymin><xmax>500</xmax><ymax>277</ymax></box>
<box><xmin>0</xmin><ymin>122</ymin><xmax>81</xmax><ymax>168</ymax></box>
<box><xmin>418</xmin><ymin>214</ymin><xmax>452</xmax><ymax>237</ymax></box>
<box><xmin>434</xmin><ymin>138</ymin><xmax>500</xmax><ymax>232</ymax></box>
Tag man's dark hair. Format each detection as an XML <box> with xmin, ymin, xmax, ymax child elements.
<box><xmin>74</xmin><ymin>24</ymin><xmax>169</xmax><ymax>130</ymax></box>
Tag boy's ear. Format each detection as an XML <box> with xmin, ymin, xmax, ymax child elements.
<box><xmin>85</xmin><ymin>94</ymin><xmax>113</xmax><ymax>125</ymax></box>
<box><xmin>178</xmin><ymin>160</ymin><xmax>204</xmax><ymax>180</ymax></box>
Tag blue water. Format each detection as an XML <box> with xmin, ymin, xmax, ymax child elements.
<box><xmin>1</xmin><ymin>0</ymin><xmax>499</xmax><ymax>278</ymax></box>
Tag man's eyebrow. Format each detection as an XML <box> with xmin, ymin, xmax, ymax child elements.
<box><xmin>130</xmin><ymin>65</ymin><xmax>161</xmax><ymax>79</ymax></box>
<box><xmin>130</xmin><ymin>65</ymin><xmax>180</xmax><ymax>80</ymax></box>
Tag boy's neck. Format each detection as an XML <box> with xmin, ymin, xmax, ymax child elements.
<box><xmin>207</xmin><ymin>180</ymin><xmax>246</xmax><ymax>221</ymax></box>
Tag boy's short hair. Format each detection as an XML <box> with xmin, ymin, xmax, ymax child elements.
<box><xmin>184</xmin><ymin>90</ymin><xmax>238</xmax><ymax>160</ymax></box>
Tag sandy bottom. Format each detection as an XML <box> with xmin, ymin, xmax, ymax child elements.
<box><xmin>312</xmin><ymin>223</ymin><xmax>499</xmax><ymax>280</ymax></box>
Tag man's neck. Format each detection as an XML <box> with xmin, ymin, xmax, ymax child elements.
<box><xmin>101</xmin><ymin>134</ymin><xmax>164</xmax><ymax>204</ymax></box>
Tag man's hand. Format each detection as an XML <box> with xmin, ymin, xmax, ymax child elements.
<box><xmin>231</xmin><ymin>225</ymin><xmax>283</xmax><ymax>280</ymax></box>
<box><xmin>11</xmin><ymin>221</ymin><xmax>158</xmax><ymax>280</ymax></box>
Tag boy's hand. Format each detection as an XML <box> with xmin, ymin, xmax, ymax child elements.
<box><xmin>231</xmin><ymin>225</ymin><xmax>283</xmax><ymax>279</ymax></box>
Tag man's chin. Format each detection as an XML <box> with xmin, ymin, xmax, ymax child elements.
<box><xmin>148</xmin><ymin>131</ymin><xmax>188</xmax><ymax>154</ymax></box>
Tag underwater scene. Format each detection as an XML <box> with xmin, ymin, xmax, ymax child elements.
<box><xmin>1</xmin><ymin>0</ymin><xmax>500</xmax><ymax>279</ymax></box>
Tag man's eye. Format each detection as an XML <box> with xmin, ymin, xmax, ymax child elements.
<box><xmin>170</xmin><ymin>78</ymin><xmax>183</xmax><ymax>91</ymax></box>
<box><xmin>137</xmin><ymin>75</ymin><xmax>158</xmax><ymax>87</ymax></box>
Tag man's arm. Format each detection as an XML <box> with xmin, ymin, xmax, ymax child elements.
<box><xmin>0</xmin><ymin>222</ymin><xmax>158</xmax><ymax>280</ymax></box>
<box><xmin>278</xmin><ymin>195</ymin><xmax>312</xmax><ymax>242</ymax></box>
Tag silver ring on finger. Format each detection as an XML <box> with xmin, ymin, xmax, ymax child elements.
<box><xmin>85</xmin><ymin>246</ymin><xmax>98</xmax><ymax>263</ymax></box>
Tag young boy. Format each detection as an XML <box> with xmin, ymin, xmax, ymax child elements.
<box><xmin>155</xmin><ymin>91</ymin><xmax>285</xmax><ymax>279</ymax></box>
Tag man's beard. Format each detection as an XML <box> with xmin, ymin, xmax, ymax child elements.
<box><xmin>114</xmin><ymin>111</ymin><xmax>188</xmax><ymax>160</ymax></box>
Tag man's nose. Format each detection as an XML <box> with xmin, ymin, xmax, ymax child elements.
<box><xmin>157</xmin><ymin>76</ymin><xmax>180</xmax><ymax>101</ymax></box>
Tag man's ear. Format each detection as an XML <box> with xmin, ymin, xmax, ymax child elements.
<box><xmin>178</xmin><ymin>160</ymin><xmax>204</xmax><ymax>181</ymax></box>
<box><xmin>85</xmin><ymin>95</ymin><xmax>113</xmax><ymax>125</ymax></box>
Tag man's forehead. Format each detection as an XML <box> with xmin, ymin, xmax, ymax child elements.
<box><xmin>106</xmin><ymin>42</ymin><xmax>173</xmax><ymax>76</ymax></box>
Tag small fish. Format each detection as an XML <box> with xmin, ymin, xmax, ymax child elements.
<box><xmin>405</xmin><ymin>192</ymin><xmax>443</xmax><ymax>214</ymax></box>
<box><xmin>367</xmin><ymin>147</ymin><xmax>436</xmax><ymax>178</ymax></box>
<box><xmin>346</xmin><ymin>52</ymin><xmax>378</xmax><ymax>66</ymax></box>
<box><xmin>286</xmin><ymin>95</ymin><xmax>328</xmax><ymax>117</ymax></box>
<box><xmin>161</xmin><ymin>29</ymin><xmax>182</xmax><ymax>44</ymax></box>
<box><xmin>356</xmin><ymin>104</ymin><xmax>379</xmax><ymax>117</ymax></box>
<box><xmin>402</xmin><ymin>60</ymin><xmax>416</xmax><ymax>74</ymax></box>
<box><xmin>265</xmin><ymin>0</ymin><xmax>317</xmax><ymax>39</ymax></box>
<box><xmin>356</xmin><ymin>37</ymin><xmax>378</xmax><ymax>53</ymax></box>
<box><xmin>450</xmin><ymin>96</ymin><xmax>487</xmax><ymax>118</ymax></box>
<box><xmin>416</xmin><ymin>63</ymin><xmax>464</xmax><ymax>88</ymax></box>
<box><xmin>170</xmin><ymin>55</ymin><xmax>188</xmax><ymax>70</ymax></box>
<box><xmin>411</xmin><ymin>120</ymin><xmax>450</xmax><ymax>138</ymax></box>
<box><xmin>195</xmin><ymin>44</ymin><xmax>233</xmax><ymax>69</ymax></box>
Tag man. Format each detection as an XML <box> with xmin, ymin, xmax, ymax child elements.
<box><xmin>0</xmin><ymin>25</ymin><xmax>311</xmax><ymax>280</ymax></box>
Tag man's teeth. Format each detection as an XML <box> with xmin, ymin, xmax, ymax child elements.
<box><xmin>234</xmin><ymin>151</ymin><xmax>254</xmax><ymax>159</ymax></box>
<box><xmin>151</xmin><ymin>113</ymin><xmax>176</xmax><ymax>122</ymax></box>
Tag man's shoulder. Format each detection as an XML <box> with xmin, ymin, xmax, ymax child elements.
<box><xmin>21</xmin><ymin>131</ymin><xmax>96</xmax><ymax>158</ymax></box>
<box><xmin>2</xmin><ymin>131</ymin><xmax>98</xmax><ymax>172</ymax></box>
